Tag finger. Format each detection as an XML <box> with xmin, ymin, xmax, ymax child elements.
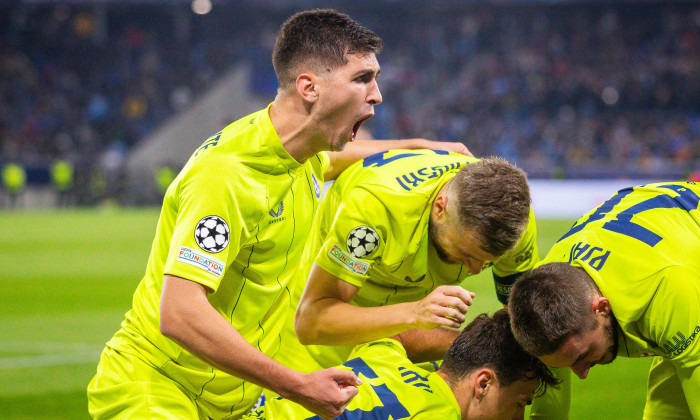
<box><xmin>430</xmin><ymin>304</ymin><xmax>466</xmax><ymax>324</ymax></box>
<box><xmin>429</xmin><ymin>313</ymin><xmax>462</xmax><ymax>329</ymax></box>
<box><xmin>340</xmin><ymin>384</ymin><xmax>359</xmax><ymax>402</ymax></box>
<box><xmin>445</xmin><ymin>296</ymin><xmax>470</xmax><ymax>314</ymax></box>
<box><xmin>439</xmin><ymin>286</ymin><xmax>475</xmax><ymax>305</ymax></box>
<box><xmin>330</xmin><ymin>368</ymin><xmax>362</xmax><ymax>386</ymax></box>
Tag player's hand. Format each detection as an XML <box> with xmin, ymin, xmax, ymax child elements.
<box><xmin>419</xmin><ymin>140</ymin><xmax>473</xmax><ymax>157</ymax></box>
<box><xmin>411</xmin><ymin>285</ymin><xmax>475</xmax><ymax>329</ymax></box>
<box><xmin>289</xmin><ymin>368</ymin><xmax>362</xmax><ymax>419</ymax></box>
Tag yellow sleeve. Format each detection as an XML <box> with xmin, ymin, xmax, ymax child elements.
<box><xmin>644</xmin><ymin>266</ymin><xmax>700</xmax><ymax>416</ymax></box>
<box><xmin>314</xmin><ymin>187</ymin><xmax>389</xmax><ymax>288</ymax></box>
<box><xmin>163</xmin><ymin>157</ymin><xmax>249</xmax><ymax>292</ymax></box>
<box><xmin>492</xmin><ymin>207</ymin><xmax>539</xmax><ymax>304</ymax></box>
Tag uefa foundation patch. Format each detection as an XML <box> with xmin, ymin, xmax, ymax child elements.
<box><xmin>177</xmin><ymin>246</ymin><xmax>225</xmax><ymax>277</ymax></box>
<box><xmin>329</xmin><ymin>243</ymin><xmax>369</xmax><ymax>275</ymax></box>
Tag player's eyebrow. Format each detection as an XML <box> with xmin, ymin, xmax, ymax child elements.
<box><xmin>354</xmin><ymin>68</ymin><xmax>381</xmax><ymax>79</ymax></box>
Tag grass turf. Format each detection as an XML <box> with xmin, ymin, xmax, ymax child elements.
<box><xmin>0</xmin><ymin>209</ymin><xmax>650</xmax><ymax>419</ymax></box>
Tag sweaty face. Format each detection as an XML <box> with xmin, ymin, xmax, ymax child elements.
<box><xmin>477</xmin><ymin>378</ymin><xmax>539</xmax><ymax>420</ymax></box>
<box><xmin>313</xmin><ymin>52</ymin><xmax>382</xmax><ymax>151</ymax></box>
<box><xmin>538</xmin><ymin>317</ymin><xmax>619</xmax><ymax>379</ymax></box>
<box><xmin>429</xmin><ymin>217</ymin><xmax>498</xmax><ymax>275</ymax></box>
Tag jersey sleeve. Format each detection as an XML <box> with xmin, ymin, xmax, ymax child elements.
<box><xmin>314</xmin><ymin>187</ymin><xmax>390</xmax><ymax>288</ymax></box>
<box><xmin>163</xmin><ymin>158</ymin><xmax>249</xmax><ymax>292</ymax></box>
<box><xmin>491</xmin><ymin>207</ymin><xmax>539</xmax><ymax>304</ymax></box>
<box><xmin>347</xmin><ymin>338</ymin><xmax>407</xmax><ymax>361</ymax></box>
<box><xmin>644</xmin><ymin>264</ymin><xmax>700</xmax><ymax>358</ymax></box>
<box><xmin>642</xmin><ymin>265</ymin><xmax>700</xmax><ymax>417</ymax></box>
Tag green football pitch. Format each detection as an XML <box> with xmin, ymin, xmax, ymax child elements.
<box><xmin>0</xmin><ymin>209</ymin><xmax>651</xmax><ymax>419</ymax></box>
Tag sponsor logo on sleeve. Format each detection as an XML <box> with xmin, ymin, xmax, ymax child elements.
<box><xmin>177</xmin><ymin>246</ymin><xmax>225</xmax><ymax>277</ymax></box>
<box><xmin>663</xmin><ymin>326</ymin><xmax>700</xmax><ymax>357</ymax></box>
<box><xmin>329</xmin><ymin>243</ymin><xmax>370</xmax><ymax>275</ymax></box>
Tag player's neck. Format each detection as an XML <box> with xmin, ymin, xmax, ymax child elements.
<box><xmin>437</xmin><ymin>370</ymin><xmax>470</xmax><ymax>419</ymax></box>
<box><xmin>269</xmin><ymin>95</ymin><xmax>325</xmax><ymax>163</ymax></box>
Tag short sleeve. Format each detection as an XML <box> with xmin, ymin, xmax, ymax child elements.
<box><xmin>314</xmin><ymin>187</ymin><xmax>389</xmax><ymax>288</ymax></box>
<box><xmin>492</xmin><ymin>206</ymin><xmax>539</xmax><ymax>277</ymax></box>
<box><xmin>163</xmin><ymin>159</ymin><xmax>248</xmax><ymax>292</ymax></box>
<box><xmin>643</xmin><ymin>265</ymin><xmax>700</xmax><ymax>369</ymax></box>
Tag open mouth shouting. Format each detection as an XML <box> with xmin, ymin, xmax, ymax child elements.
<box><xmin>352</xmin><ymin>113</ymin><xmax>374</xmax><ymax>141</ymax></box>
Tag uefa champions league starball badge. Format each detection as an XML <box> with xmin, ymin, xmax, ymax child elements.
<box><xmin>346</xmin><ymin>226</ymin><xmax>380</xmax><ymax>258</ymax></box>
<box><xmin>194</xmin><ymin>215</ymin><xmax>230</xmax><ymax>253</ymax></box>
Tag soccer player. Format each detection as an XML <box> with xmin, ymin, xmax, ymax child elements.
<box><xmin>508</xmin><ymin>182</ymin><xmax>700</xmax><ymax>418</ymax></box>
<box><xmin>277</xmin><ymin>149</ymin><xmax>538</xmax><ymax>374</ymax></box>
<box><xmin>87</xmin><ymin>9</ymin><xmax>469</xmax><ymax>420</ymax></box>
<box><xmin>247</xmin><ymin>309</ymin><xmax>558</xmax><ymax>420</ymax></box>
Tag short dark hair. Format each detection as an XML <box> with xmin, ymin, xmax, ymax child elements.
<box><xmin>272</xmin><ymin>9</ymin><xmax>383</xmax><ymax>89</ymax></box>
<box><xmin>451</xmin><ymin>157</ymin><xmax>531</xmax><ymax>256</ymax></box>
<box><xmin>508</xmin><ymin>262</ymin><xmax>600</xmax><ymax>356</ymax></box>
<box><xmin>441</xmin><ymin>309</ymin><xmax>558</xmax><ymax>395</ymax></box>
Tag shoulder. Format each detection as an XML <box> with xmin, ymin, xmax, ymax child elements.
<box><xmin>348</xmin><ymin>338</ymin><xmax>408</xmax><ymax>362</ymax></box>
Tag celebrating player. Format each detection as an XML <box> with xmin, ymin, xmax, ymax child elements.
<box><xmin>87</xmin><ymin>9</ymin><xmax>469</xmax><ymax>420</ymax></box>
<box><xmin>276</xmin><ymin>149</ymin><xmax>537</xmax><ymax>375</ymax></box>
<box><xmin>508</xmin><ymin>182</ymin><xmax>700</xmax><ymax>418</ymax></box>
<box><xmin>247</xmin><ymin>309</ymin><xmax>558</xmax><ymax>420</ymax></box>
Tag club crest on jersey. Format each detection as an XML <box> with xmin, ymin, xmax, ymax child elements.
<box><xmin>312</xmin><ymin>174</ymin><xmax>321</xmax><ymax>198</ymax></box>
<box><xmin>346</xmin><ymin>226</ymin><xmax>380</xmax><ymax>258</ymax></box>
<box><xmin>194</xmin><ymin>215</ymin><xmax>230</xmax><ymax>253</ymax></box>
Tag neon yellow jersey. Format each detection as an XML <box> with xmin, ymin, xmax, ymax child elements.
<box><xmin>541</xmin><ymin>182</ymin><xmax>700</xmax><ymax>411</ymax></box>
<box><xmin>246</xmin><ymin>339</ymin><xmax>460</xmax><ymax>420</ymax></box>
<box><xmin>106</xmin><ymin>104</ymin><xmax>329</xmax><ymax>418</ymax></box>
<box><xmin>277</xmin><ymin>149</ymin><xmax>538</xmax><ymax>371</ymax></box>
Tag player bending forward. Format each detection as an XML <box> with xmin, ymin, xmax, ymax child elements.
<box><xmin>246</xmin><ymin>309</ymin><xmax>558</xmax><ymax>420</ymax></box>
<box><xmin>509</xmin><ymin>181</ymin><xmax>700</xmax><ymax>418</ymax></box>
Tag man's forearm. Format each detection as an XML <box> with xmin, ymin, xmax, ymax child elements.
<box><xmin>393</xmin><ymin>327</ymin><xmax>460</xmax><ymax>363</ymax></box>
<box><xmin>296</xmin><ymin>297</ymin><xmax>418</xmax><ymax>346</ymax></box>
<box><xmin>160</xmin><ymin>275</ymin><xmax>303</xmax><ymax>397</ymax></box>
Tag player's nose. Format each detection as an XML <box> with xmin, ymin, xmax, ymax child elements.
<box><xmin>572</xmin><ymin>362</ymin><xmax>591</xmax><ymax>379</ymax></box>
<box><xmin>464</xmin><ymin>259</ymin><xmax>485</xmax><ymax>275</ymax></box>
<box><xmin>368</xmin><ymin>79</ymin><xmax>382</xmax><ymax>105</ymax></box>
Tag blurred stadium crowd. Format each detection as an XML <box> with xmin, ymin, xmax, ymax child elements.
<box><xmin>1</xmin><ymin>1</ymin><xmax>699</xmax><ymax>205</ymax></box>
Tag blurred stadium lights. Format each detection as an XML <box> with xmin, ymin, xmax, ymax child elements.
<box><xmin>191</xmin><ymin>0</ymin><xmax>211</xmax><ymax>15</ymax></box>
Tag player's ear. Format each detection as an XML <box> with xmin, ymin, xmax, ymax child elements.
<box><xmin>432</xmin><ymin>193</ymin><xmax>448</xmax><ymax>222</ymax></box>
<box><xmin>296</xmin><ymin>73</ymin><xmax>318</xmax><ymax>103</ymax></box>
<box><xmin>592</xmin><ymin>296</ymin><xmax>611</xmax><ymax>316</ymax></box>
<box><xmin>474</xmin><ymin>368</ymin><xmax>495</xmax><ymax>400</ymax></box>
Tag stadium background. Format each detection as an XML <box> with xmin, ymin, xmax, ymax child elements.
<box><xmin>1</xmin><ymin>0</ymin><xmax>697</xmax><ymax>418</ymax></box>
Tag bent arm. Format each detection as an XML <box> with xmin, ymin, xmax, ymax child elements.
<box><xmin>324</xmin><ymin>139</ymin><xmax>472</xmax><ymax>181</ymax></box>
<box><xmin>391</xmin><ymin>327</ymin><xmax>460</xmax><ymax>363</ymax></box>
<box><xmin>294</xmin><ymin>265</ymin><xmax>416</xmax><ymax>345</ymax></box>
<box><xmin>295</xmin><ymin>264</ymin><xmax>474</xmax><ymax>346</ymax></box>
<box><xmin>160</xmin><ymin>274</ymin><xmax>360</xmax><ymax>418</ymax></box>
